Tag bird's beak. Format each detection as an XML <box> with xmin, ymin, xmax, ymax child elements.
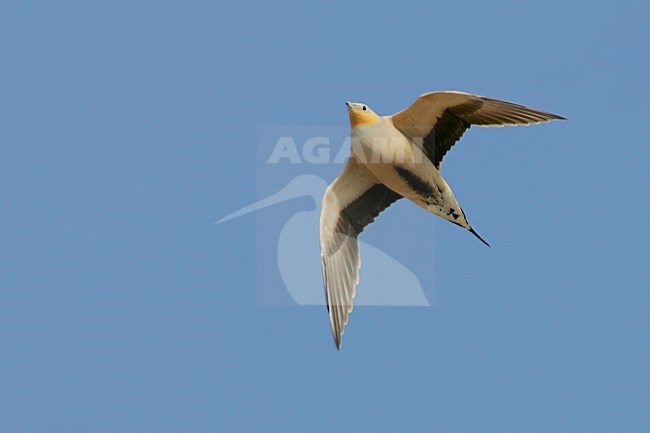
<box><xmin>345</xmin><ymin>101</ymin><xmax>352</xmax><ymax>109</ymax></box>
<box><xmin>215</xmin><ymin>180</ymin><xmax>308</xmax><ymax>224</ymax></box>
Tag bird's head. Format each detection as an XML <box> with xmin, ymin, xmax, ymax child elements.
<box><xmin>346</xmin><ymin>101</ymin><xmax>379</xmax><ymax>128</ymax></box>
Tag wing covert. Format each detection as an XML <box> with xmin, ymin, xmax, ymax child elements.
<box><xmin>319</xmin><ymin>160</ymin><xmax>401</xmax><ymax>349</ymax></box>
<box><xmin>390</xmin><ymin>91</ymin><xmax>564</xmax><ymax>168</ymax></box>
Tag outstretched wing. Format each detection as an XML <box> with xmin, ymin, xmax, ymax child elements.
<box><xmin>390</xmin><ymin>91</ymin><xmax>565</xmax><ymax>168</ymax></box>
<box><xmin>319</xmin><ymin>159</ymin><xmax>401</xmax><ymax>349</ymax></box>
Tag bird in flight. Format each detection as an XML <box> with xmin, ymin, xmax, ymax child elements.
<box><xmin>319</xmin><ymin>91</ymin><xmax>564</xmax><ymax>349</ymax></box>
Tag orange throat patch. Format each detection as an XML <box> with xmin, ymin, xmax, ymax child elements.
<box><xmin>348</xmin><ymin>109</ymin><xmax>379</xmax><ymax>128</ymax></box>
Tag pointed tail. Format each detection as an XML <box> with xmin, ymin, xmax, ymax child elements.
<box><xmin>469</xmin><ymin>226</ymin><xmax>490</xmax><ymax>247</ymax></box>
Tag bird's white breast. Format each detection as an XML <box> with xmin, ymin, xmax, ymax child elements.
<box><xmin>350</xmin><ymin>118</ymin><xmax>416</xmax><ymax>166</ymax></box>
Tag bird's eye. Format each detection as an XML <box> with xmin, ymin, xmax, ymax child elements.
<box><xmin>362</xmin><ymin>106</ymin><xmax>367</xmax><ymax>111</ymax></box>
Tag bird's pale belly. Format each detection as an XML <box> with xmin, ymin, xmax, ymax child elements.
<box><xmin>351</xmin><ymin>134</ymin><xmax>442</xmax><ymax>203</ymax></box>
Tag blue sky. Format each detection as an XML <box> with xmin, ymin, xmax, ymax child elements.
<box><xmin>1</xmin><ymin>1</ymin><xmax>649</xmax><ymax>432</ymax></box>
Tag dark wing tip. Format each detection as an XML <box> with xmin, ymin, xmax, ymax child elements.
<box><xmin>332</xmin><ymin>331</ymin><xmax>341</xmax><ymax>350</ymax></box>
<box><xmin>543</xmin><ymin>111</ymin><xmax>566</xmax><ymax>121</ymax></box>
